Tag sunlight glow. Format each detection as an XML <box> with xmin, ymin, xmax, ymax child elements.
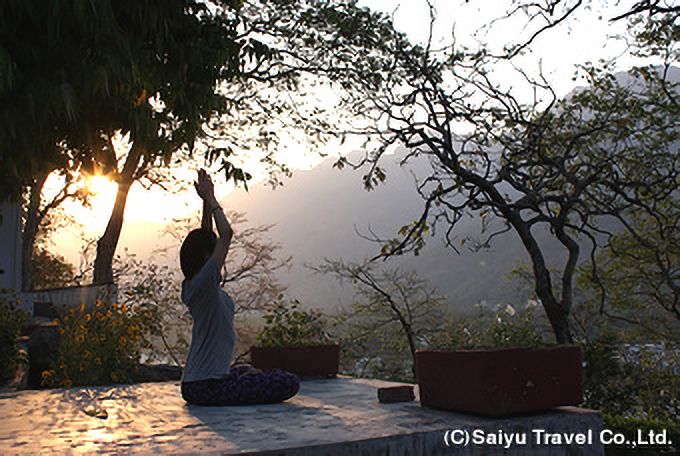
<box><xmin>86</xmin><ymin>175</ymin><xmax>117</xmax><ymax>199</ymax></box>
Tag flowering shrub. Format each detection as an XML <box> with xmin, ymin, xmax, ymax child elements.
<box><xmin>42</xmin><ymin>299</ymin><xmax>156</xmax><ymax>388</ymax></box>
<box><xmin>445</xmin><ymin>304</ymin><xmax>548</xmax><ymax>350</ymax></box>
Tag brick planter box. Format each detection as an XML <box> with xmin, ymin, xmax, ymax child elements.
<box><xmin>250</xmin><ymin>344</ymin><xmax>340</xmax><ymax>378</ymax></box>
<box><xmin>416</xmin><ymin>346</ymin><xmax>583</xmax><ymax>416</ymax></box>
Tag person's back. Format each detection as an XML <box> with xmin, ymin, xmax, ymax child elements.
<box><xmin>182</xmin><ymin>255</ymin><xmax>235</xmax><ymax>383</ymax></box>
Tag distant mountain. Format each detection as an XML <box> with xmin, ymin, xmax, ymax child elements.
<box><xmin>109</xmin><ymin>67</ymin><xmax>676</xmax><ymax>315</ymax></box>
<box><xmin>223</xmin><ymin>150</ymin><xmax>563</xmax><ymax>312</ymax></box>
<box><xmin>221</xmin><ymin>67</ymin><xmax>680</xmax><ymax>312</ymax></box>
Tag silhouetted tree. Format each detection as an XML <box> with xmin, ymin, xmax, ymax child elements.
<box><xmin>0</xmin><ymin>0</ymin><xmax>403</xmax><ymax>286</ymax></box>
<box><xmin>318</xmin><ymin>259</ymin><xmax>445</xmax><ymax>378</ymax></box>
<box><xmin>330</xmin><ymin>4</ymin><xmax>678</xmax><ymax>343</ymax></box>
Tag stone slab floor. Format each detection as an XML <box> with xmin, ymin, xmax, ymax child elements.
<box><xmin>0</xmin><ymin>377</ymin><xmax>603</xmax><ymax>455</ymax></box>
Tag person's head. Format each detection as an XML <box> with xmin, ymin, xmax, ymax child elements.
<box><xmin>180</xmin><ymin>228</ymin><xmax>217</xmax><ymax>280</ymax></box>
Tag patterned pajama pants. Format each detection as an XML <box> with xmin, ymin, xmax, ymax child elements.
<box><xmin>181</xmin><ymin>366</ymin><xmax>300</xmax><ymax>406</ymax></box>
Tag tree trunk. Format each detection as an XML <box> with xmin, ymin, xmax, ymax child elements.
<box><xmin>506</xmin><ymin>212</ymin><xmax>573</xmax><ymax>344</ymax></box>
<box><xmin>536</xmin><ymin>285</ymin><xmax>573</xmax><ymax>345</ymax></box>
<box><xmin>404</xmin><ymin>323</ymin><xmax>418</xmax><ymax>379</ymax></box>
<box><xmin>457</xmin><ymin>168</ymin><xmax>575</xmax><ymax>344</ymax></box>
<box><xmin>92</xmin><ymin>147</ymin><xmax>142</xmax><ymax>285</ymax></box>
<box><xmin>21</xmin><ymin>172</ymin><xmax>49</xmax><ymax>291</ymax></box>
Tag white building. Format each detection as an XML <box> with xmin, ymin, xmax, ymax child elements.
<box><xmin>0</xmin><ymin>202</ymin><xmax>25</xmax><ymax>307</ymax></box>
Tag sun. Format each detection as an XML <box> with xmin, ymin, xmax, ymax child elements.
<box><xmin>86</xmin><ymin>175</ymin><xmax>117</xmax><ymax>198</ymax></box>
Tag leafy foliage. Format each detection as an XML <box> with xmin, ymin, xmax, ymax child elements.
<box><xmin>536</xmin><ymin>56</ymin><xmax>679</xmax><ymax>329</ymax></box>
<box><xmin>256</xmin><ymin>298</ymin><xmax>331</xmax><ymax>348</ymax></box>
<box><xmin>0</xmin><ymin>291</ymin><xmax>28</xmax><ymax>385</ymax></box>
<box><xmin>444</xmin><ymin>304</ymin><xmax>549</xmax><ymax>350</ymax></box>
<box><xmin>486</xmin><ymin>305</ymin><xmax>547</xmax><ymax>349</ymax></box>
<box><xmin>583</xmin><ymin>331</ymin><xmax>679</xmax><ymax>427</ymax></box>
<box><xmin>4</xmin><ymin>0</ymin><xmax>413</xmax><ymax>288</ymax></box>
<box><xmin>320</xmin><ymin>3</ymin><xmax>680</xmax><ymax>345</ymax></box>
<box><xmin>31</xmin><ymin>247</ymin><xmax>77</xmax><ymax>290</ymax></box>
<box><xmin>0</xmin><ymin>0</ymin><xmax>249</xmax><ymax>199</ymax></box>
<box><xmin>2</xmin><ymin>0</ymin><xmax>265</xmax><ymax>285</ymax></box>
<box><xmin>321</xmin><ymin>260</ymin><xmax>445</xmax><ymax>380</ymax></box>
<box><xmin>41</xmin><ymin>299</ymin><xmax>157</xmax><ymax>388</ymax></box>
<box><xmin>577</xmin><ymin>214</ymin><xmax>680</xmax><ymax>342</ymax></box>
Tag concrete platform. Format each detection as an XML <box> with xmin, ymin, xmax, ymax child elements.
<box><xmin>0</xmin><ymin>377</ymin><xmax>603</xmax><ymax>455</ymax></box>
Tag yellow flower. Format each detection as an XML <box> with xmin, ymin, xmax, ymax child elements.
<box><xmin>64</xmin><ymin>380</ymin><xmax>72</xmax><ymax>388</ymax></box>
<box><xmin>95</xmin><ymin>300</ymin><xmax>102</xmax><ymax>307</ymax></box>
<box><xmin>42</xmin><ymin>370</ymin><xmax>52</xmax><ymax>378</ymax></box>
<box><xmin>80</xmin><ymin>304</ymin><xmax>85</xmax><ymax>312</ymax></box>
<box><xmin>86</xmin><ymin>314</ymin><xmax>91</xmax><ymax>322</ymax></box>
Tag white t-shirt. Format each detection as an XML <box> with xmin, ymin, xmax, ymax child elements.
<box><xmin>181</xmin><ymin>256</ymin><xmax>235</xmax><ymax>382</ymax></box>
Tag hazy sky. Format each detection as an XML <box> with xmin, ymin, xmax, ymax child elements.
<box><xmin>358</xmin><ymin>0</ymin><xmax>633</xmax><ymax>96</ymax></box>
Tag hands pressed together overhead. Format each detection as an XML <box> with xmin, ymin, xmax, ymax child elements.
<box><xmin>194</xmin><ymin>168</ymin><xmax>215</xmax><ymax>202</ymax></box>
<box><xmin>193</xmin><ymin>168</ymin><xmax>233</xmax><ymax>268</ymax></box>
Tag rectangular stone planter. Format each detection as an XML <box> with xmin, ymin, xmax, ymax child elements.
<box><xmin>250</xmin><ymin>344</ymin><xmax>340</xmax><ymax>378</ymax></box>
<box><xmin>416</xmin><ymin>346</ymin><xmax>583</xmax><ymax>416</ymax></box>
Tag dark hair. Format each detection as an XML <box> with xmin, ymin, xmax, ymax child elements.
<box><xmin>180</xmin><ymin>228</ymin><xmax>217</xmax><ymax>279</ymax></box>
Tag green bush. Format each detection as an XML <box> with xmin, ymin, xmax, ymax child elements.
<box><xmin>583</xmin><ymin>333</ymin><xmax>678</xmax><ymax>422</ymax></box>
<box><xmin>582</xmin><ymin>331</ymin><xmax>678</xmax><ymax>454</ymax></box>
<box><xmin>445</xmin><ymin>304</ymin><xmax>548</xmax><ymax>350</ymax></box>
<box><xmin>0</xmin><ymin>291</ymin><xmax>27</xmax><ymax>385</ymax></box>
<box><xmin>486</xmin><ymin>305</ymin><xmax>546</xmax><ymax>348</ymax></box>
<box><xmin>582</xmin><ymin>332</ymin><xmax>632</xmax><ymax>412</ymax></box>
<box><xmin>256</xmin><ymin>298</ymin><xmax>331</xmax><ymax>347</ymax></box>
<box><xmin>42</xmin><ymin>299</ymin><xmax>157</xmax><ymax>388</ymax></box>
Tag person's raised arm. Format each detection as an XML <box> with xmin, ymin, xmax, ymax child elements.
<box><xmin>194</xmin><ymin>174</ymin><xmax>212</xmax><ymax>231</ymax></box>
<box><xmin>195</xmin><ymin>169</ymin><xmax>233</xmax><ymax>269</ymax></box>
<box><xmin>201</xmin><ymin>197</ymin><xmax>213</xmax><ymax>232</ymax></box>
<box><xmin>208</xmin><ymin>196</ymin><xmax>233</xmax><ymax>268</ymax></box>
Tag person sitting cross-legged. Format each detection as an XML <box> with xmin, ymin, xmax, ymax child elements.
<box><xmin>179</xmin><ymin>169</ymin><xmax>299</xmax><ymax>406</ymax></box>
